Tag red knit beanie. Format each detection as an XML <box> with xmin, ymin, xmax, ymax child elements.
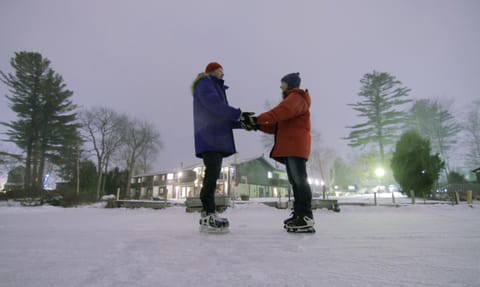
<box><xmin>205</xmin><ymin>62</ymin><xmax>223</xmax><ymax>73</ymax></box>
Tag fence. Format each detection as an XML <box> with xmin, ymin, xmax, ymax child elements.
<box><xmin>432</xmin><ymin>183</ymin><xmax>480</xmax><ymax>202</ymax></box>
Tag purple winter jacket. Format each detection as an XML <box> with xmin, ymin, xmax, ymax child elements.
<box><xmin>192</xmin><ymin>73</ymin><xmax>241</xmax><ymax>158</ymax></box>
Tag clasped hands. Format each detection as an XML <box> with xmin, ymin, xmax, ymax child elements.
<box><xmin>240</xmin><ymin>112</ymin><xmax>259</xmax><ymax>131</ymax></box>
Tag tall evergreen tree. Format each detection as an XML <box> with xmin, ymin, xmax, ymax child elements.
<box><xmin>408</xmin><ymin>99</ymin><xmax>462</xmax><ymax>174</ymax></box>
<box><xmin>391</xmin><ymin>130</ymin><xmax>444</xmax><ymax>197</ymax></box>
<box><xmin>345</xmin><ymin>71</ymin><xmax>412</xmax><ymax>162</ymax></box>
<box><xmin>1</xmin><ymin>52</ymin><xmax>78</xmax><ymax>195</ymax></box>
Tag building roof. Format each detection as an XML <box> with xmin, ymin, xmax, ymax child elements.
<box><xmin>227</xmin><ymin>155</ymin><xmax>286</xmax><ymax>171</ymax></box>
<box><xmin>132</xmin><ymin>154</ymin><xmax>284</xmax><ymax>177</ymax></box>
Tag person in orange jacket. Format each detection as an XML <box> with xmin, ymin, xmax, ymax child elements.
<box><xmin>241</xmin><ymin>73</ymin><xmax>315</xmax><ymax>233</ymax></box>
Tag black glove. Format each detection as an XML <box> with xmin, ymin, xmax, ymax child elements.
<box><xmin>240</xmin><ymin>112</ymin><xmax>254</xmax><ymax>121</ymax></box>
<box><xmin>240</xmin><ymin>112</ymin><xmax>259</xmax><ymax>131</ymax></box>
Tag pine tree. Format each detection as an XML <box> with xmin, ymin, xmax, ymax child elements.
<box><xmin>345</xmin><ymin>71</ymin><xmax>412</xmax><ymax>162</ymax></box>
<box><xmin>1</xmin><ymin>51</ymin><xmax>78</xmax><ymax>195</ymax></box>
<box><xmin>391</xmin><ymin>130</ymin><xmax>444</xmax><ymax>197</ymax></box>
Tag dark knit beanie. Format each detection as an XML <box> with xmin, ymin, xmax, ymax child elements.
<box><xmin>205</xmin><ymin>62</ymin><xmax>223</xmax><ymax>73</ymax></box>
<box><xmin>281</xmin><ymin>72</ymin><xmax>301</xmax><ymax>89</ymax></box>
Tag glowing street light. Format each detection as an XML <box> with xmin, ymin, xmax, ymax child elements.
<box><xmin>375</xmin><ymin>167</ymin><xmax>385</xmax><ymax>178</ymax></box>
<box><xmin>374</xmin><ymin>167</ymin><xmax>385</xmax><ymax>204</ymax></box>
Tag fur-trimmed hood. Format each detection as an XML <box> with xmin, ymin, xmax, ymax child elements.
<box><xmin>191</xmin><ymin>72</ymin><xmax>209</xmax><ymax>95</ymax></box>
<box><xmin>191</xmin><ymin>73</ymin><xmax>229</xmax><ymax>95</ymax></box>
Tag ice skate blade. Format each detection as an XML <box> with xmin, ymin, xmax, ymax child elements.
<box><xmin>199</xmin><ymin>217</ymin><xmax>230</xmax><ymax>228</ymax></box>
<box><xmin>199</xmin><ymin>225</ymin><xmax>230</xmax><ymax>234</ymax></box>
<box><xmin>286</xmin><ymin>227</ymin><xmax>316</xmax><ymax>234</ymax></box>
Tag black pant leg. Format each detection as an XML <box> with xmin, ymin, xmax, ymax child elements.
<box><xmin>285</xmin><ymin>157</ymin><xmax>313</xmax><ymax>218</ymax></box>
<box><xmin>286</xmin><ymin>160</ymin><xmax>300</xmax><ymax>213</ymax></box>
<box><xmin>200</xmin><ymin>152</ymin><xmax>223</xmax><ymax>213</ymax></box>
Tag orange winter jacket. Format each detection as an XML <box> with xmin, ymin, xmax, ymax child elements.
<box><xmin>257</xmin><ymin>88</ymin><xmax>311</xmax><ymax>163</ymax></box>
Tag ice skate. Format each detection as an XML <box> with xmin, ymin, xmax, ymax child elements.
<box><xmin>199</xmin><ymin>212</ymin><xmax>229</xmax><ymax>234</ymax></box>
<box><xmin>283</xmin><ymin>212</ymin><xmax>296</xmax><ymax>229</ymax></box>
<box><xmin>285</xmin><ymin>215</ymin><xmax>315</xmax><ymax>233</ymax></box>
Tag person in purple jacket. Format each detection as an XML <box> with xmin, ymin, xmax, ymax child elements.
<box><xmin>191</xmin><ymin>62</ymin><xmax>251</xmax><ymax>231</ymax></box>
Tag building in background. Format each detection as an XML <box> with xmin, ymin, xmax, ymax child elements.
<box><xmin>129</xmin><ymin>155</ymin><xmax>292</xmax><ymax>200</ymax></box>
<box><xmin>473</xmin><ymin>167</ymin><xmax>480</xmax><ymax>183</ymax></box>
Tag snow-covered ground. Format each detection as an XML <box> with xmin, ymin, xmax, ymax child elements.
<box><xmin>0</xmin><ymin>200</ymin><xmax>479</xmax><ymax>287</ymax></box>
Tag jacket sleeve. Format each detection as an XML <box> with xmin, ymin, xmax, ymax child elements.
<box><xmin>257</xmin><ymin>93</ymin><xmax>308</xmax><ymax>125</ymax></box>
<box><xmin>259</xmin><ymin>123</ymin><xmax>276</xmax><ymax>134</ymax></box>
<box><xmin>195</xmin><ymin>78</ymin><xmax>241</xmax><ymax>121</ymax></box>
<box><xmin>231</xmin><ymin>120</ymin><xmax>242</xmax><ymax>129</ymax></box>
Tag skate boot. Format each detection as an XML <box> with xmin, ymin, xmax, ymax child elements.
<box><xmin>283</xmin><ymin>212</ymin><xmax>296</xmax><ymax>229</ymax></box>
<box><xmin>199</xmin><ymin>212</ymin><xmax>229</xmax><ymax>233</ymax></box>
<box><xmin>200</xmin><ymin>211</ymin><xmax>229</xmax><ymax>227</ymax></box>
<box><xmin>285</xmin><ymin>215</ymin><xmax>315</xmax><ymax>233</ymax></box>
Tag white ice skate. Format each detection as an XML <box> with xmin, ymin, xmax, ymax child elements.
<box><xmin>285</xmin><ymin>215</ymin><xmax>316</xmax><ymax>234</ymax></box>
<box><xmin>199</xmin><ymin>212</ymin><xmax>230</xmax><ymax>234</ymax></box>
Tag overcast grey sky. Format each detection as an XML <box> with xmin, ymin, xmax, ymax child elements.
<box><xmin>1</xmin><ymin>0</ymin><xmax>479</xmax><ymax>171</ymax></box>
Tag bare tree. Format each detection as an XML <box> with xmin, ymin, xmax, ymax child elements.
<box><xmin>137</xmin><ymin>139</ymin><xmax>162</xmax><ymax>174</ymax></box>
<box><xmin>464</xmin><ymin>100</ymin><xmax>480</xmax><ymax>168</ymax></box>
<box><xmin>79</xmin><ymin>107</ymin><xmax>127</xmax><ymax>198</ymax></box>
<box><xmin>121</xmin><ymin>118</ymin><xmax>162</xmax><ymax>197</ymax></box>
<box><xmin>308</xmin><ymin>130</ymin><xmax>336</xmax><ymax>188</ymax></box>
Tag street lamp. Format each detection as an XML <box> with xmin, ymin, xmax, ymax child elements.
<box><xmin>375</xmin><ymin>167</ymin><xmax>385</xmax><ymax>191</ymax></box>
<box><xmin>374</xmin><ymin>167</ymin><xmax>385</xmax><ymax>205</ymax></box>
<box><xmin>374</xmin><ymin>167</ymin><xmax>385</xmax><ymax>179</ymax></box>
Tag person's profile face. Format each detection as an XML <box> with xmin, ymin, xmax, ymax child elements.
<box><xmin>211</xmin><ymin>68</ymin><xmax>224</xmax><ymax>79</ymax></box>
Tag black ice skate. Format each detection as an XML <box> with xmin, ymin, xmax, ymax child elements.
<box><xmin>285</xmin><ymin>215</ymin><xmax>315</xmax><ymax>233</ymax></box>
<box><xmin>199</xmin><ymin>212</ymin><xmax>229</xmax><ymax>233</ymax></box>
<box><xmin>283</xmin><ymin>212</ymin><xmax>296</xmax><ymax>229</ymax></box>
